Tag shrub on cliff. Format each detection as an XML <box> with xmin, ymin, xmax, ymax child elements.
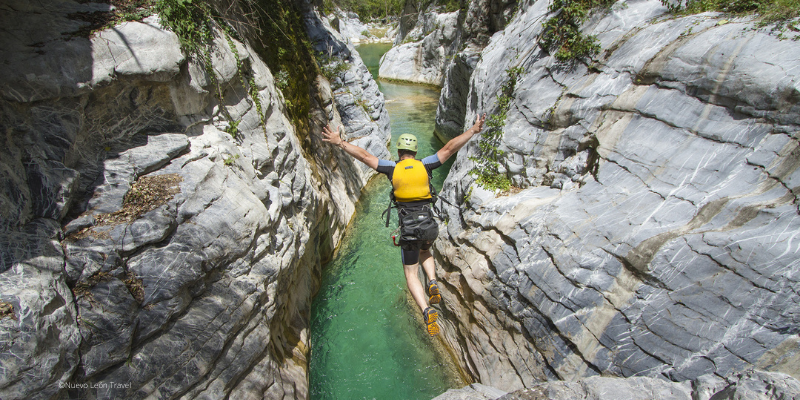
<box><xmin>469</xmin><ymin>66</ymin><xmax>524</xmax><ymax>193</ymax></box>
<box><xmin>154</xmin><ymin>0</ymin><xmax>320</xmax><ymax>139</ymax></box>
<box><xmin>539</xmin><ymin>0</ymin><xmax>616</xmax><ymax>62</ymax></box>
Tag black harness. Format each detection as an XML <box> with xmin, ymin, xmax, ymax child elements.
<box><xmin>382</xmin><ymin>170</ymin><xmax>454</xmax><ymax>246</ymax></box>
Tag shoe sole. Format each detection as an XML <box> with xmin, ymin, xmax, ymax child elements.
<box><xmin>427</xmin><ymin>320</ymin><xmax>440</xmax><ymax>336</ymax></box>
<box><xmin>424</xmin><ymin>309</ymin><xmax>438</xmax><ymax>324</ymax></box>
<box><xmin>428</xmin><ymin>282</ymin><xmax>440</xmax><ymax>305</ymax></box>
<box><xmin>424</xmin><ymin>308</ymin><xmax>439</xmax><ymax>336</ymax></box>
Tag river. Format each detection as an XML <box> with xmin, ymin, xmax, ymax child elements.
<box><xmin>308</xmin><ymin>43</ymin><xmax>463</xmax><ymax>399</ymax></box>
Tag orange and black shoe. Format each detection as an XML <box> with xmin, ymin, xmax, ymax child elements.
<box><xmin>423</xmin><ymin>307</ymin><xmax>439</xmax><ymax>336</ymax></box>
<box><xmin>427</xmin><ymin>279</ymin><xmax>441</xmax><ymax>305</ymax></box>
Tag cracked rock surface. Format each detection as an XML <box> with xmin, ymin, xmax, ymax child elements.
<box><xmin>0</xmin><ymin>1</ymin><xmax>389</xmax><ymax>399</ymax></box>
<box><xmin>431</xmin><ymin>0</ymin><xmax>800</xmax><ymax>392</ymax></box>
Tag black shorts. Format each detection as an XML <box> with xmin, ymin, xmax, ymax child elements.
<box><xmin>400</xmin><ymin>240</ymin><xmax>432</xmax><ymax>266</ymax></box>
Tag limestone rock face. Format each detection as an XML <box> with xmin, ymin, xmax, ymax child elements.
<box><xmin>498</xmin><ymin>370</ymin><xmax>800</xmax><ymax>400</ymax></box>
<box><xmin>433</xmin><ymin>383</ymin><xmax>509</xmax><ymax>400</ymax></box>
<box><xmin>328</xmin><ymin>9</ymin><xmax>396</xmax><ymax>44</ymax></box>
<box><xmin>434</xmin><ymin>45</ymin><xmax>482</xmax><ymax>142</ymax></box>
<box><xmin>437</xmin><ymin>370</ymin><xmax>800</xmax><ymax>400</ymax></box>
<box><xmin>378</xmin><ymin>10</ymin><xmax>460</xmax><ymax>85</ymax></box>
<box><xmin>379</xmin><ymin>1</ymin><xmax>518</xmax><ymax>136</ymax></box>
<box><xmin>0</xmin><ymin>1</ymin><xmax>388</xmax><ymax>399</ymax></box>
<box><xmin>434</xmin><ymin>0</ymin><xmax>800</xmax><ymax>393</ymax></box>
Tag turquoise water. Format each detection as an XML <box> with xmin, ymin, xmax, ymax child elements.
<box><xmin>308</xmin><ymin>44</ymin><xmax>460</xmax><ymax>400</ymax></box>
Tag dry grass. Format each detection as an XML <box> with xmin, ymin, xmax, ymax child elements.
<box><xmin>123</xmin><ymin>271</ymin><xmax>146</xmax><ymax>303</ymax></box>
<box><xmin>368</xmin><ymin>26</ymin><xmax>389</xmax><ymax>37</ymax></box>
<box><xmin>69</xmin><ymin>173</ymin><xmax>182</xmax><ymax>242</ymax></box>
<box><xmin>97</xmin><ymin>173</ymin><xmax>183</xmax><ymax>225</ymax></box>
<box><xmin>0</xmin><ymin>302</ymin><xmax>16</xmax><ymax>321</ymax></box>
<box><xmin>72</xmin><ymin>271</ymin><xmax>114</xmax><ymax>304</ymax></box>
<box><xmin>73</xmin><ymin>270</ymin><xmax>147</xmax><ymax>306</ymax></box>
<box><xmin>69</xmin><ymin>0</ymin><xmax>155</xmax><ymax>37</ymax></box>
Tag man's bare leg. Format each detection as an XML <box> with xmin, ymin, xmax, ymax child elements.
<box><xmin>419</xmin><ymin>249</ymin><xmax>440</xmax><ymax>304</ymax></box>
<box><xmin>403</xmin><ymin>263</ymin><xmax>428</xmax><ymax>312</ymax></box>
<box><xmin>419</xmin><ymin>249</ymin><xmax>435</xmax><ymax>283</ymax></box>
<box><xmin>405</xmin><ymin>261</ymin><xmax>440</xmax><ymax>336</ymax></box>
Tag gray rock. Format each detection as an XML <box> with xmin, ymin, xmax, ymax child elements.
<box><xmin>489</xmin><ymin>370</ymin><xmax>800</xmax><ymax>400</ymax></box>
<box><xmin>329</xmin><ymin>9</ymin><xmax>371</xmax><ymax>44</ymax></box>
<box><xmin>499</xmin><ymin>376</ymin><xmax>693</xmax><ymax>400</ymax></box>
<box><xmin>379</xmin><ymin>10</ymin><xmax>460</xmax><ymax>85</ymax></box>
<box><xmin>382</xmin><ymin>0</ymin><xmax>519</xmax><ymax>136</ymax></box>
<box><xmin>433</xmin><ymin>0</ymin><xmax>800</xmax><ymax>393</ymax></box>
<box><xmin>77</xmin><ymin>277</ymin><xmax>139</xmax><ymax>379</ymax></box>
<box><xmin>435</xmin><ymin>45</ymin><xmax>481</xmax><ymax>142</ymax></box>
<box><xmin>306</xmin><ymin>6</ymin><xmax>392</xmax><ymax>183</ymax></box>
<box><xmin>434</xmin><ymin>383</ymin><xmax>509</xmax><ymax>400</ymax></box>
<box><xmin>0</xmin><ymin>1</ymin><xmax>390</xmax><ymax>399</ymax></box>
<box><xmin>91</xmin><ymin>16</ymin><xmax>184</xmax><ymax>85</ymax></box>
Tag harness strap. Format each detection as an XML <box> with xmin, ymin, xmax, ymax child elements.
<box><xmin>382</xmin><ymin>200</ymin><xmax>395</xmax><ymax>227</ymax></box>
<box><xmin>385</xmin><ymin>164</ymin><xmax>451</xmax><ymax>227</ymax></box>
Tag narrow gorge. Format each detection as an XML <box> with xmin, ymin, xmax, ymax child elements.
<box><xmin>1</xmin><ymin>0</ymin><xmax>389</xmax><ymax>398</ymax></box>
<box><xmin>1</xmin><ymin>0</ymin><xmax>799</xmax><ymax>399</ymax></box>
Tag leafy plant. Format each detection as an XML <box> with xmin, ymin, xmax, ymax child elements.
<box><xmin>224</xmin><ymin>119</ymin><xmax>240</xmax><ymax>137</ymax></box>
<box><xmin>155</xmin><ymin>0</ymin><xmax>270</xmax><ymax>135</ymax></box>
<box><xmin>540</xmin><ymin>0</ymin><xmax>616</xmax><ymax>62</ymax></box>
<box><xmin>469</xmin><ymin>66</ymin><xmax>524</xmax><ymax>192</ymax></box>
<box><xmin>223</xmin><ymin>154</ymin><xmax>240</xmax><ymax>166</ymax></box>
<box><xmin>247</xmin><ymin>0</ymin><xmax>317</xmax><ymax>135</ymax></box>
<box><xmin>154</xmin><ymin>0</ymin><xmax>214</xmax><ymax>56</ymax></box>
<box><xmin>68</xmin><ymin>0</ymin><xmax>155</xmax><ymax>37</ymax></box>
<box><xmin>317</xmin><ymin>52</ymin><xmax>351</xmax><ymax>87</ymax></box>
<box><xmin>275</xmin><ymin>70</ymin><xmax>291</xmax><ymax>90</ymax></box>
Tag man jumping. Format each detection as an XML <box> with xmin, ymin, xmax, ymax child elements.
<box><xmin>322</xmin><ymin>113</ymin><xmax>486</xmax><ymax>336</ymax></box>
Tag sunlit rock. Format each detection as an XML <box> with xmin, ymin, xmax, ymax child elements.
<box><xmin>434</xmin><ymin>0</ymin><xmax>800</xmax><ymax>393</ymax></box>
<box><xmin>0</xmin><ymin>0</ymin><xmax>389</xmax><ymax>398</ymax></box>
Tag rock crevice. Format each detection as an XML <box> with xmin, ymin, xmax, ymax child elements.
<box><xmin>0</xmin><ymin>1</ymin><xmax>388</xmax><ymax>399</ymax></box>
<box><xmin>423</xmin><ymin>0</ymin><xmax>800</xmax><ymax>393</ymax></box>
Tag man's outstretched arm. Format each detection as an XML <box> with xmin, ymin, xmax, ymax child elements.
<box><xmin>322</xmin><ymin>124</ymin><xmax>379</xmax><ymax>170</ymax></box>
<box><xmin>436</xmin><ymin>113</ymin><xmax>486</xmax><ymax>163</ymax></box>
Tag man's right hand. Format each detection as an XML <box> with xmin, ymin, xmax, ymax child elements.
<box><xmin>322</xmin><ymin>124</ymin><xmax>345</xmax><ymax>147</ymax></box>
<box><xmin>321</xmin><ymin>123</ymin><xmax>379</xmax><ymax>169</ymax></box>
<box><xmin>469</xmin><ymin>113</ymin><xmax>486</xmax><ymax>135</ymax></box>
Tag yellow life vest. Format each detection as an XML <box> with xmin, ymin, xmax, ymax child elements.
<box><xmin>392</xmin><ymin>158</ymin><xmax>432</xmax><ymax>202</ymax></box>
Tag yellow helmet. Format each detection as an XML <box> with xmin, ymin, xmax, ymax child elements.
<box><xmin>396</xmin><ymin>134</ymin><xmax>418</xmax><ymax>152</ymax></box>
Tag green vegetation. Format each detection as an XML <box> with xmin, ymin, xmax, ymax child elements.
<box><xmin>154</xmin><ymin>0</ymin><xmax>321</xmax><ymax>138</ymax></box>
<box><xmin>317</xmin><ymin>53</ymin><xmax>350</xmax><ymax>89</ymax></box>
<box><xmin>414</xmin><ymin>0</ymin><xmax>463</xmax><ymax>13</ymax></box>
<box><xmin>223</xmin><ymin>154</ymin><xmax>240</xmax><ymax>166</ymax></box>
<box><xmin>69</xmin><ymin>0</ymin><xmax>155</xmax><ymax>37</ymax></box>
<box><xmin>540</xmin><ymin>0</ymin><xmax>616</xmax><ymax>62</ymax></box>
<box><xmin>224</xmin><ymin>119</ymin><xmax>241</xmax><ymax>137</ymax></box>
<box><xmin>662</xmin><ymin>0</ymin><xmax>800</xmax><ymax>33</ymax></box>
<box><xmin>153</xmin><ymin>0</ymin><xmax>212</xmax><ymax>56</ymax></box>
<box><xmin>154</xmin><ymin>0</ymin><xmax>266</xmax><ymax>135</ymax></box>
<box><xmin>244</xmin><ymin>0</ymin><xmax>318</xmax><ymax>136</ymax></box>
<box><xmin>322</xmin><ymin>0</ymin><xmax>461</xmax><ymax>20</ymax></box>
<box><xmin>469</xmin><ymin>66</ymin><xmax>524</xmax><ymax>193</ymax></box>
<box><xmin>323</xmin><ymin>0</ymin><xmax>404</xmax><ymax>19</ymax></box>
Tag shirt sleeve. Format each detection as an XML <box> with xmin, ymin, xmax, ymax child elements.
<box><xmin>421</xmin><ymin>154</ymin><xmax>442</xmax><ymax>172</ymax></box>
<box><xmin>376</xmin><ymin>159</ymin><xmax>396</xmax><ymax>180</ymax></box>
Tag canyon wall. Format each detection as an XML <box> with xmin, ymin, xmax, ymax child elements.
<box><xmin>375</xmin><ymin>0</ymin><xmax>518</xmax><ymax>141</ymax></box>
<box><xmin>431</xmin><ymin>0</ymin><xmax>800</xmax><ymax>393</ymax></box>
<box><xmin>0</xmin><ymin>1</ymin><xmax>388</xmax><ymax>398</ymax></box>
